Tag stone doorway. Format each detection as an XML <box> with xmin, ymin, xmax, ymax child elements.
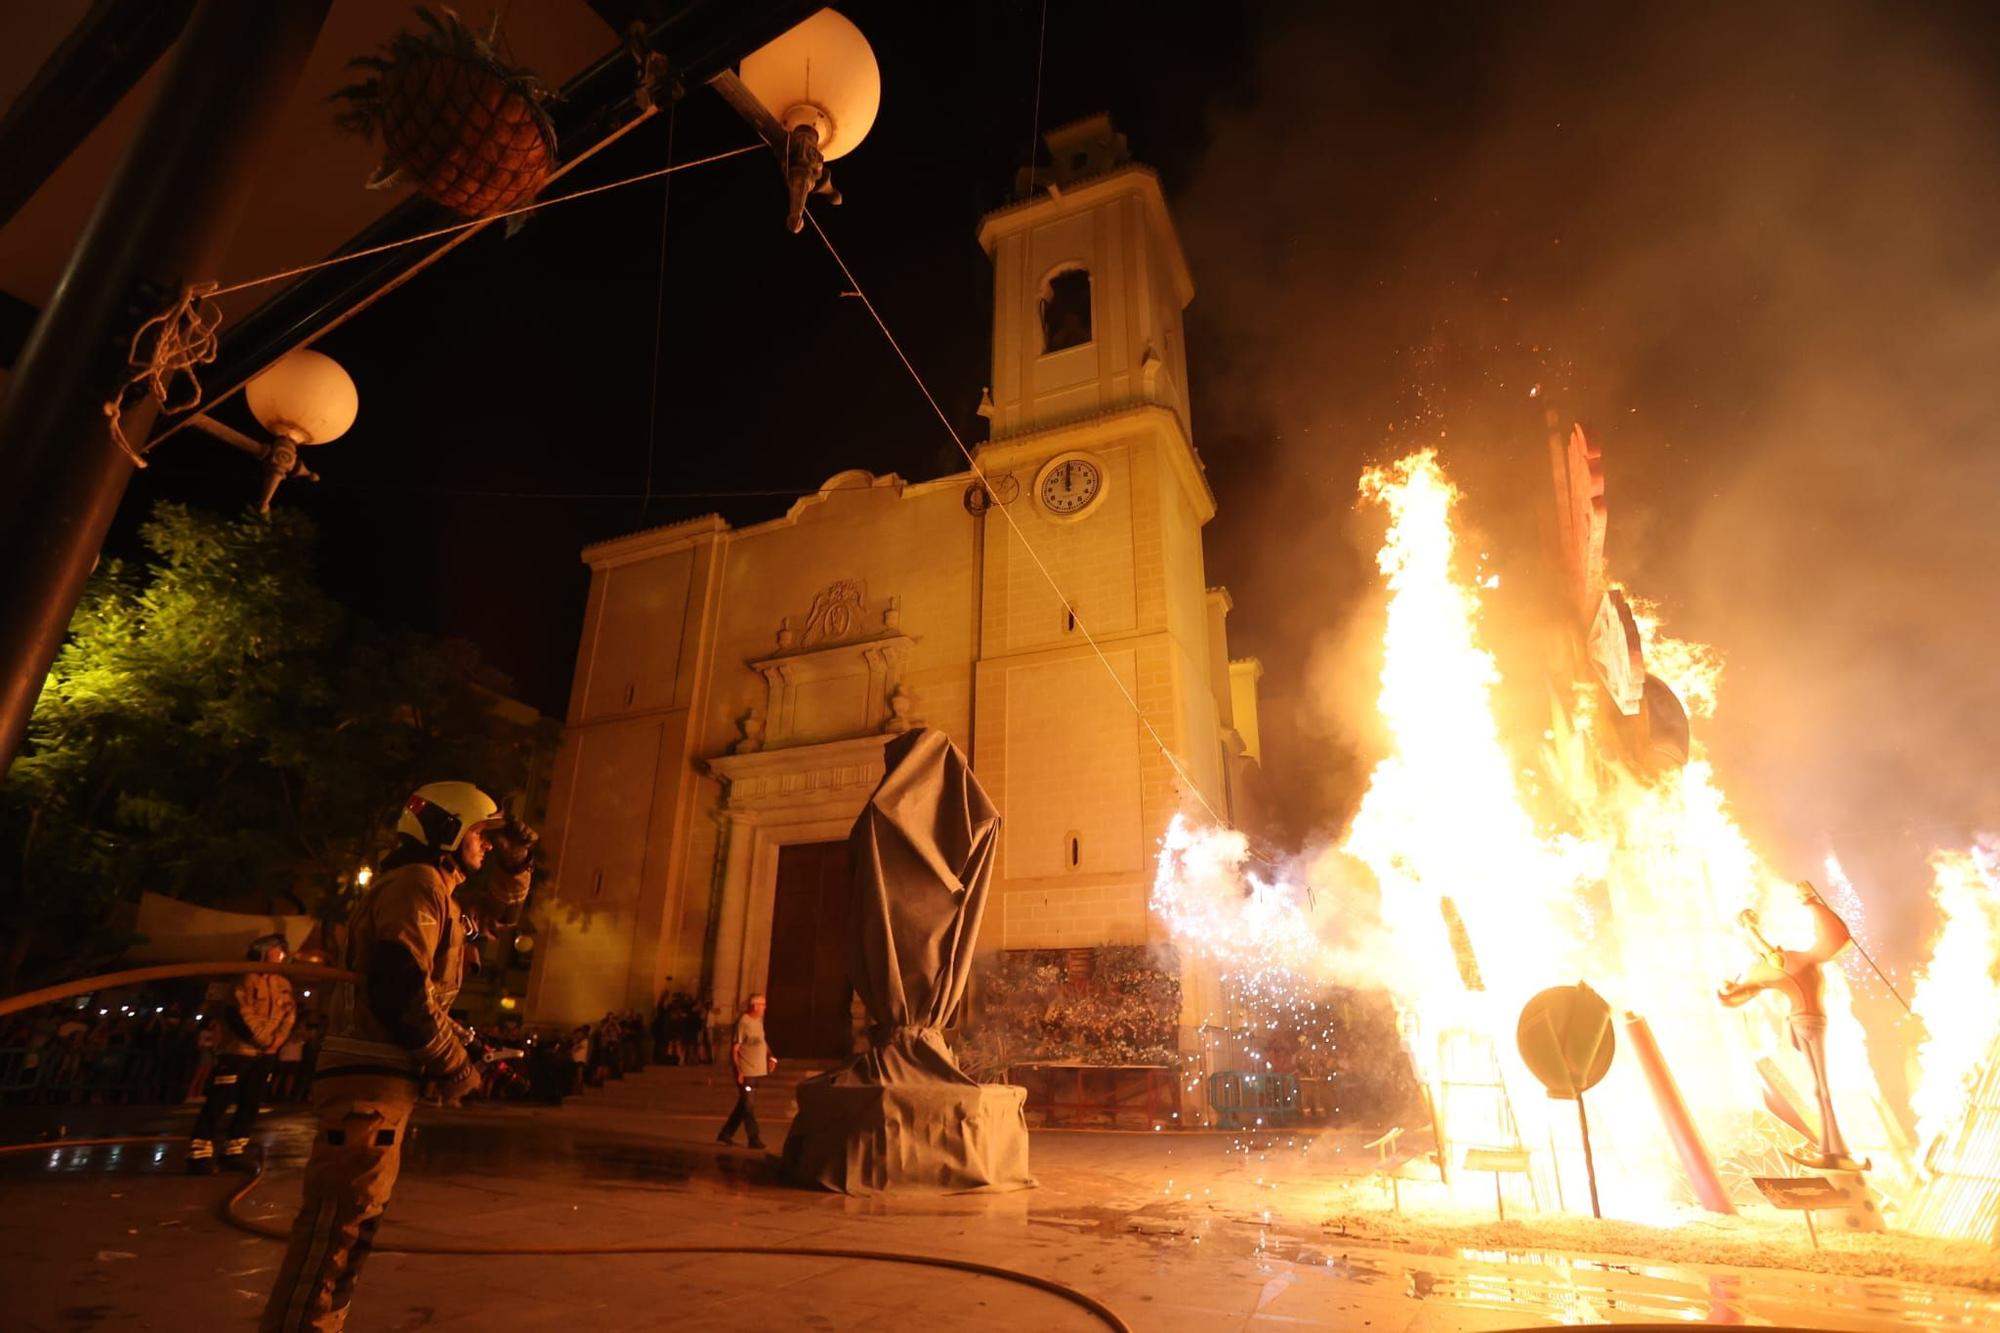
<box><xmin>764</xmin><ymin>839</ymin><xmax>854</xmax><ymax>1060</ymax></box>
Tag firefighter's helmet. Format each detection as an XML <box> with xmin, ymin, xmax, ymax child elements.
<box><xmin>246</xmin><ymin>933</ymin><xmax>289</xmax><ymax>962</ymax></box>
<box><xmin>397</xmin><ymin>782</ymin><xmax>502</xmax><ymax>853</ymax></box>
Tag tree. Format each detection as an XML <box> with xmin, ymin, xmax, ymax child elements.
<box><xmin>0</xmin><ymin>503</ymin><xmax>557</xmax><ymax>990</ymax></box>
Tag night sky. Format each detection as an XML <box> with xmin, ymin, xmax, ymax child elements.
<box><xmin>123</xmin><ymin>0</ymin><xmax>1258</xmax><ymax>715</ymax></box>
<box><xmin>114</xmin><ymin>1</ymin><xmax>2000</xmax><ymax>961</ymax></box>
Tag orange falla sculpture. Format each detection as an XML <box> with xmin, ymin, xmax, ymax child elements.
<box><xmin>1718</xmin><ymin>881</ymin><xmax>1872</xmax><ymax>1173</ymax></box>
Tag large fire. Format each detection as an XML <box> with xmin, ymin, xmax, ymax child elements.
<box><xmin>1155</xmin><ymin>448</ymin><xmax>2000</xmax><ymax>1231</ymax></box>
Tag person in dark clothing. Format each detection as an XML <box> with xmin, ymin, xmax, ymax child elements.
<box><xmin>188</xmin><ymin>934</ymin><xmax>297</xmax><ymax>1173</ymax></box>
<box><xmin>652</xmin><ymin>998</ymin><xmax>672</xmax><ymax>1064</ymax></box>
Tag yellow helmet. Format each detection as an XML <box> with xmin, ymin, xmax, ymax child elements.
<box><xmin>397</xmin><ymin>781</ymin><xmax>502</xmax><ymax>853</ymax></box>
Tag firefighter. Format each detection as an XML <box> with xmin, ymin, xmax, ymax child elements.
<box><xmin>261</xmin><ymin>782</ymin><xmax>535</xmax><ymax>1332</ymax></box>
<box><xmin>187</xmin><ymin>932</ymin><xmax>298</xmax><ymax>1173</ymax></box>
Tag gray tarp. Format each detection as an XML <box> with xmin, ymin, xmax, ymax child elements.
<box><xmin>780</xmin><ymin>728</ymin><xmax>1033</xmax><ymax>1194</ymax></box>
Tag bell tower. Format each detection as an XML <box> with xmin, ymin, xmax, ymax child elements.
<box><xmin>967</xmin><ymin>113</ymin><xmax>1233</xmax><ymax>979</ymax></box>
<box><xmin>977</xmin><ymin>114</ymin><xmax>1195</xmax><ymax>441</ymax></box>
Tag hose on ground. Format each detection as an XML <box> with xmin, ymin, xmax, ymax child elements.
<box><xmin>0</xmin><ymin>1135</ymin><xmax>1132</xmax><ymax>1333</ymax></box>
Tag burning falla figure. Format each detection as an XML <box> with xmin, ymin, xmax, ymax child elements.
<box><xmin>1718</xmin><ymin>881</ymin><xmax>1870</xmax><ymax>1173</ymax></box>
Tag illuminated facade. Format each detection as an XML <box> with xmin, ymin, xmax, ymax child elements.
<box><xmin>527</xmin><ymin>118</ymin><xmax>1262</xmax><ymax>1053</ymax></box>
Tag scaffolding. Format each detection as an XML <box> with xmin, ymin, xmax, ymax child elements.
<box><xmin>1907</xmin><ymin>1038</ymin><xmax>2000</xmax><ymax>1243</ymax></box>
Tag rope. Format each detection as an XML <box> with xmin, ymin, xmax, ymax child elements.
<box><xmin>802</xmin><ymin>210</ymin><xmax>1229</xmax><ymax>831</ymax></box>
<box><xmin>100</xmin><ymin>143</ymin><xmax>760</xmax><ymax>464</ymax></box>
<box><xmin>104</xmin><ymin>282</ymin><xmax>223</xmax><ymax>466</ymax></box>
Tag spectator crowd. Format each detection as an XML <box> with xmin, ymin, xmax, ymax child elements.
<box><xmin>2</xmin><ymin>988</ymin><xmax>723</xmax><ymax>1110</ymax></box>
<box><xmin>0</xmin><ymin>1000</ymin><xmax>325</xmax><ymax>1107</ymax></box>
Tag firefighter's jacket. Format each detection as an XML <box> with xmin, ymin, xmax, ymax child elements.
<box><xmin>315</xmin><ymin>857</ymin><xmax>529</xmax><ymax>1087</ymax></box>
<box><xmin>207</xmin><ymin>973</ymin><xmax>297</xmax><ymax>1058</ymax></box>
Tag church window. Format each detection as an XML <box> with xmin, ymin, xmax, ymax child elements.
<box><xmin>1040</xmin><ymin>266</ymin><xmax>1092</xmax><ymax>353</ymax></box>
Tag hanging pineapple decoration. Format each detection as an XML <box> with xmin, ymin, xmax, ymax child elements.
<box><xmin>334</xmin><ymin>8</ymin><xmax>556</xmax><ymax>218</ymax></box>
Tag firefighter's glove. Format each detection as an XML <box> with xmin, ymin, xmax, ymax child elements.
<box><xmin>492</xmin><ymin>813</ymin><xmax>540</xmax><ymax>874</ymax></box>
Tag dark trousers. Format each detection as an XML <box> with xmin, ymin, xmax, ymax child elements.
<box><xmin>192</xmin><ymin>1053</ymin><xmax>273</xmax><ymax>1154</ymax></box>
<box><xmin>719</xmin><ymin>1077</ymin><xmax>762</xmax><ymax>1146</ymax></box>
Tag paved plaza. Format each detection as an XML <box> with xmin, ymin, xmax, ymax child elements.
<box><xmin>5</xmin><ymin>1063</ymin><xmax>1998</xmax><ymax>1331</ymax></box>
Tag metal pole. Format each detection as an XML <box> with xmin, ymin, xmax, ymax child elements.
<box><xmin>1576</xmin><ymin>1090</ymin><xmax>1603</xmax><ymax>1219</ymax></box>
<box><xmin>0</xmin><ymin>0</ymin><xmax>331</xmax><ymax>775</ymax></box>
<box><xmin>0</xmin><ymin>0</ymin><xmax>196</xmax><ymax>231</ymax></box>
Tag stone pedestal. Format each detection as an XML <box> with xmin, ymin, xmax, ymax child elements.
<box><xmin>781</xmin><ymin>1077</ymin><xmax>1033</xmax><ymax>1195</ymax></box>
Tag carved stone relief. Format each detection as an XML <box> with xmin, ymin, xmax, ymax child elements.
<box><xmin>744</xmin><ymin>580</ymin><xmax>917</xmax><ymax>750</ymax></box>
<box><xmin>800</xmin><ymin>578</ymin><xmax>866</xmax><ymax>646</ymax></box>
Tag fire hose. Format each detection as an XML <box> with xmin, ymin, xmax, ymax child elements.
<box><xmin>0</xmin><ymin>966</ymin><xmax>1132</xmax><ymax>1333</ymax></box>
<box><xmin>0</xmin><ymin>961</ymin><xmax>363</xmax><ymax>1019</ymax></box>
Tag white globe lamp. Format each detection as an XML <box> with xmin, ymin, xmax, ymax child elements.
<box><xmin>738</xmin><ymin>9</ymin><xmax>881</xmax><ymax>161</ymax></box>
<box><xmin>246</xmin><ymin>348</ymin><xmax>359</xmax><ymax>446</ymax></box>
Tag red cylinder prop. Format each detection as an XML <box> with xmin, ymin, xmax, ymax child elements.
<box><xmin>1623</xmin><ymin>1011</ymin><xmax>1736</xmax><ymax>1215</ymax></box>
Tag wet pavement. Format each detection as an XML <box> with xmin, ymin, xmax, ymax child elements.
<box><xmin>5</xmin><ymin>1065</ymin><xmax>1998</xmax><ymax>1331</ymax></box>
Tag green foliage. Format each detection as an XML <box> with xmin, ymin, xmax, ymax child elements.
<box><xmin>0</xmin><ymin>503</ymin><xmax>557</xmax><ymax>988</ymax></box>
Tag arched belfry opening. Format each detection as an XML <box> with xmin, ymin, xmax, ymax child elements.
<box><xmin>1040</xmin><ymin>265</ymin><xmax>1092</xmax><ymax>353</ymax></box>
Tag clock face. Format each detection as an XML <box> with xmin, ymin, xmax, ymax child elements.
<box><xmin>1039</xmin><ymin>456</ymin><xmax>1103</xmax><ymax>516</ymax></box>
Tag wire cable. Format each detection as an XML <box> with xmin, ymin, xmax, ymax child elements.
<box><xmin>640</xmin><ymin>101</ymin><xmax>679</xmax><ymax>521</ymax></box>
<box><xmin>1023</xmin><ymin>0</ymin><xmax>1050</xmax><ymax>196</ymax></box>
<box><xmin>802</xmin><ymin>209</ymin><xmax>1228</xmax><ymax>831</ymax></box>
<box><xmin>306</xmin><ymin>480</ymin><xmax>818</xmax><ymax>502</ymax></box>
<box><xmin>1799</xmin><ymin>880</ymin><xmax>1914</xmax><ymax>1015</ymax></box>
<box><xmin>207</xmin><ymin>143</ymin><xmax>761</xmax><ymax>300</ymax></box>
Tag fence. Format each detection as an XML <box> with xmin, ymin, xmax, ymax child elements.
<box><xmin>0</xmin><ymin>1045</ymin><xmax>217</xmax><ymax>1106</ymax></box>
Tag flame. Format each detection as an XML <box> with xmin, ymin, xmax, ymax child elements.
<box><xmin>1155</xmin><ymin>447</ymin><xmax>1920</xmax><ymax>1221</ymax></box>
<box><xmin>1909</xmin><ymin>842</ymin><xmax>2000</xmax><ymax>1155</ymax></box>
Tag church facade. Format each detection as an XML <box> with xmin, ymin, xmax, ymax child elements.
<box><xmin>526</xmin><ymin>118</ymin><xmax>1262</xmax><ymax>1062</ymax></box>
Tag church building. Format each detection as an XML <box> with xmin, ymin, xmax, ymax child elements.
<box><xmin>526</xmin><ymin>117</ymin><xmax>1263</xmax><ymax>1063</ymax></box>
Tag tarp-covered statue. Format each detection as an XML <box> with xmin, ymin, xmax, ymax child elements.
<box><xmin>781</xmin><ymin>728</ymin><xmax>1033</xmax><ymax>1194</ymax></box>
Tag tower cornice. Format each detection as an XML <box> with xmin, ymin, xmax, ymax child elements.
<box><xmin>977</xmin><ymin>165</ymin><xmax>1194</xmax><ymax>308</ymax></box>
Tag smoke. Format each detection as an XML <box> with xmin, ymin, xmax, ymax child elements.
<box><xmin>1179</xmin><ymin>2</ymin><xmax>2000</xmax><ymax>962</ymax></box>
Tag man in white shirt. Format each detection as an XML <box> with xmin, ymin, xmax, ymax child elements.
<box><xmin>716</xmin><ymin>994</ymin><xmax>776</xmax><ymax>1149</ymax></box>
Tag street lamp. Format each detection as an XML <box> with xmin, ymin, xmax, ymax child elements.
<box><xmin>710</xmin><ymin>9</ymin><xmax>881</xmax><ymax>232</ymax></box>
<box><xmin>738</xmin><ymin>10</ymin><xmax>880</xmax><ymax>161</ymax></box>
<box><xmin>183</xmin><ymin>347</ymin><xmax>359</xmax><ymax>512</ymax></box>
<box><xmin>243</xmin><ymin>349</ymin><xmax>359</xmax><ymax>510</ymax></box>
